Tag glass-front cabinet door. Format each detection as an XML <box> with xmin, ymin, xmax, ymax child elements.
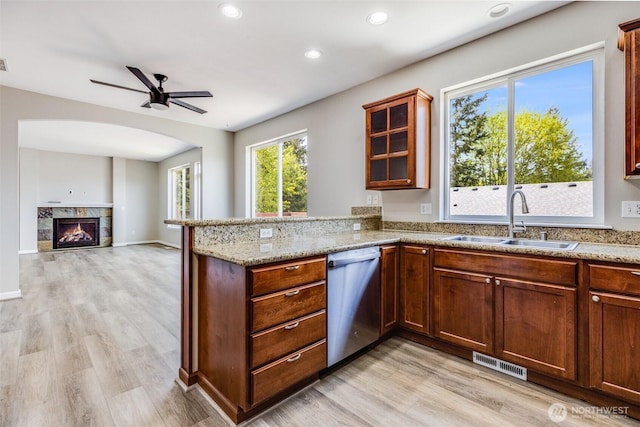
<box><xmin>364</xmin><ymin>89</ymin><xmax>432</xmax><ymax>190</ymax></box>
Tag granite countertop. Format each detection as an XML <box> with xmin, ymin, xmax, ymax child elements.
<box><xmin>193</xmin><ymin>230</ymin><xmax>640</xmax><ymax>266</ymax></box>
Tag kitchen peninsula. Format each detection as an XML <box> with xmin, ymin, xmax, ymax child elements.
<box><xmin>168</xmin><ymin>213</ymin><xmax>640</xmax><ymax>423</ymax></box>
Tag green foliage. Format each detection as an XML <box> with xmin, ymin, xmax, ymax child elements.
<box><xmin>255</xmin><ymin>138</ymin><xmax>307</xmax><ymax>215</ymax></box>
<box><xmin>449</xmin><ymin>96</ymin><xmax>591</xmax><ymax>187</ymax></box>
<box><xmin>449</xmin><ymin>94</ymin><xmax>489</xmax><ymax>187</ymax></box>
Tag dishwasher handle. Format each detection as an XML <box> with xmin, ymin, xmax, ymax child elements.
<box><xmin>327</xmin><ymin>252</ymin><xmax>380</xmax><ymax>269</ymax></box>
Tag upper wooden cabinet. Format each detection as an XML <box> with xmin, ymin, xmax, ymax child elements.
<box><xmin>363</xmin><ymin>89</ymin><xmax>432</xmax><ymax>189</ymax></box>
<box><xmin>619</xmin><ymin>18</ymin><xmax>640</xmax><ymax>178</ymax></box>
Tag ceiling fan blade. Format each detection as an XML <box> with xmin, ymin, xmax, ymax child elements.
<box><xmin>90</xmin><ymin>79</ymin><xmax>148</xmax><ymax>94</ymax></box>
<box><xmin>126</xmin><ymin>66</ymin><xmax>161</xmax><ymax>96</ymax></box>
<box><xmin>167</xmin><ymin>91</ymin><xmax>213</xmax><ymax>99</ymax></box>
<box><xmin>170</xmin><ymin>98</ymin><xmax>207</xmax><ymax>114</ymax></box>
<box><xmin>141</xmin><ymin>101</ymin><xmax>151</xmax><ymax>108</ymax></box>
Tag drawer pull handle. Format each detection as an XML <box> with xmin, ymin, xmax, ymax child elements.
<box><xmin>632</xmin><ymin>271</ymin><xmax>640</xmax><ymax>277</ymax></box>
<box><xmin>592</xmin><ymin>295</ymin><xmax>600</xmax><ymax>303</ymax></box>
<box><xmin>285</xmin><ymin>265</ymin><xmax>300</xmax><ymax>271</ymax></box>
<box><xmin>287</xmin><ymin>354</ymin><xmax>302</xmax><ymax>363</ymax></box>
<box><xmin>284</xmin><ymin>322</ymin><xmax>300</xmax><ymax>330</ymax></box>
<box><xmin>485</xmin><ymin>278</ymin><xmax>491</xmax><ymax>284</ymax></box>
<box><xmin>285</xmin><ymin>290</ymin><xmax>300</xmax><ymax>297</ymax></box>
<box><xmin>495</xmin><ymin>279</ymin><xmax>501</xmax><ymax>286</ymax></box>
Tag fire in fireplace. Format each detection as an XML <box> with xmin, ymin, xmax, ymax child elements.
<box><xmin>53</xmin><ymin>218</ymin><xmax>100</xmax><ymax>249</ymax></box>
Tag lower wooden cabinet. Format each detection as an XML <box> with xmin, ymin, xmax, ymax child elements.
<box><xmin>432</xmin><ymin>269</ymin><xmax>494</xmax><ymax>353</ymax></box>
<box><xmin>380</xmin><ymin>245</ymin><xmax>399</xmax><ymax>335</ymax></box>
<box><xmin>431</xmin><ymin>249</ymin><xmax>577</xmax><ymax>381</ymax></box>
<box><xmin>399</xmin><ymin>245</ymin><xmax>429</xmax><ymax>334</ymax></box>
<box><xmin>197</xmin><ymin>255</ymin><xmax>327</xmax><ymax>423</ymax></box>
<box><xmin>589</xmin><ymin>261</ymin><xmax>640</xmax><ymax>404</ymax></box>
<box><xmin>495</xmin><ymin>278</ymin><xmax>576</xmax><ymax>380</ymax></box>
<box><xmin>589</xmin><ymin>291</ymin><xmax>640</xmax><ymax>404</ymax></box>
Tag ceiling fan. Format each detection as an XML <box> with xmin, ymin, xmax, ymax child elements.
<box><xmin>90</xmin><ymin>66</ymin><xmax>213</xmax><ymax>114</ymax></box>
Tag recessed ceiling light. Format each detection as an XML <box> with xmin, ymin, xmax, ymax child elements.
<box><xmin>488</xmin><ymin>3</ymin><xmax>511</xmax><ymax>19</ymax></box>
<box><xmin>219</xmin><ymin>3</ymin><xmax>242</xmax><ymax>19</ymax></box>
<box><xmin>367</xmin><ymin>11</ymin><xmax>388</xmax><ymax>25</ymax></box>
<box><xmin>304</xmin><ymin>49</ymin><xmax>323</xmax><ymax>59</ymax></box>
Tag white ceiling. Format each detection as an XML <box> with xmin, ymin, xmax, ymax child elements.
<box><xmin>0</xmin><ymin>0</ymin><xmax>569</xmax><ymax>161</ymax></box>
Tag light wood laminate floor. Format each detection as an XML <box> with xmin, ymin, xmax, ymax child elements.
<box><xmin>2</xmin><ymin>244</ymin><xmax>639</xmax><ymax>427</ymax></box>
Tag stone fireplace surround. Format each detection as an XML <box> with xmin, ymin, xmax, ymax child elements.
<box><xmin>37</xmin><ymin>205</ymin><xmax>112</xmax><ymax>252</ymax></box>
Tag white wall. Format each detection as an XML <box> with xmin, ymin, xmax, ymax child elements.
<box><xmin>234</xmin><ymin>1</ymin><xmax>640</xmax><ymax>229</ymax></box>
<box><xmin>1</xmin><ymin>86</ymin><xmax>234</xmax><ymax>299</ymax></box>
<box><xmin>125</xmin><ymin>159</ymin><xmax>159</xmax><ymax>244</ymax></box>
<box><xmin>158</xmin><ymin>147</ymin><xmax>202</xmax><ymax>247</ymax></box>
<box><xmin>19</xmin><ymin>148</ymin><xmax>113</xmax><ymax>252</ymax></box>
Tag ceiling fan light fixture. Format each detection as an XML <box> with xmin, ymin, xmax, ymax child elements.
<box><xmin>219</xmin><ymin>3</ymin><xmax>242</xmax><ymax>19</ymax></box>
<box><xmin>150</xmin><ymin>100</ymin><xmax>170</xmax><ymax>111</ymax></box>
<box><xmin>488</xmin><ymin>3</ymin><xmax>511</xmax><ymax>19</ymax></box>
<box><xmin>367</xmin><ymin>11</ymin><xmax>388</xmax><ymax>25</ymax></box>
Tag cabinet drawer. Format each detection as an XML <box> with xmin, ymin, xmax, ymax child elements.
<box><xmin>250</xmin><ymin>310</ymin><xmax>326</xmax><ymax>369</ymax></box>
<box><xmin>251</xmin><ymin>340</ymin><xmax>326</xmax><ymax>405</ymax></box>
<box><xmin>251</xmin><ymin>281</ymin><xmax>326</xmax><ymax>332</ymax></box>
<box><xmin>251</xmin><ymin>257</ymin><xmax>326</xmax><ymax>296</ymax></box>
<box><xmin>589</xmin><ymin>264</ymin><xmax>640</xmax><ymax>296</ymax></box>
<box><xmin>434</xmin><ymin>249</ymin><xmax>577</xmax><ymax>286</ymax></box>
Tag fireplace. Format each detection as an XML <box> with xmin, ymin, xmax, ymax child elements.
<box><xmin>53</xmin><ymin>217</ymin><xmax>100</xmax><ymax>249</ymax></box>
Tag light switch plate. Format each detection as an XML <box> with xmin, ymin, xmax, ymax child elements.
<box><xmin>420</xmin><ymin>203</ymin><xmax>432</xmax><ymax>215</ymax></box>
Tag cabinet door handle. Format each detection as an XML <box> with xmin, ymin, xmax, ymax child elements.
<box><xmin>285</xmin><ymin>265</ymin><xmax>300</xmax><ymax>271</ymax></box>
<box><xmin>285</xmin><ymin>290</ymin><xmax>300</xmax><ymax>297</ymax></box>
<box><xmin>284</xmin><ymin>322</ymin><xmax>299</xmax><ymax>330</ymax></box>
<box><xmin>631</xmin><ymin>271</ymin><xmax>640</xmax><ymax>277</ymax></box>
<box><xmin>592</xmin><ymin>295</ymin><xmax>600</xmax><ymax>303</ymax></box>
<box><xmin>421</xmin><ymin>249</ymin><xmax>427</xmax><ymax>254</ymax></box>
<box><xmin>635</xmin><ymin>163</ymin><xmax>640</xmax><ymax>170</ymax></box>
<box><xmin>286</xmin><ymin>353</ymin><xmax>302</xmax><ymax>363</ymax></box>
<box><xmin>406</xmin><ymin>179</ymin><xmax>412</xmax><ymax>184</ymax></box>
<box><xmin>495</xmin><ymin>279</ymin><xmax>501</xmax><ymax>286</ymax></box>
<box><xmin>485</xmin><ymin>278</ymin><xmax>491</xmax><ymax>284</ymax></box>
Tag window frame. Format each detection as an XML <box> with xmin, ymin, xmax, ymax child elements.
<box><xmin>247</xmin><ymin>130</ymin><xmax>308</xmax><ymax>218</ymax></box>
<box><xmin>440</xmin><ymin>44</ymin><xmax>605</xmax><ymax>227</ymax></box>
<box><xmin>167</xmin><ymin>162</ymin><xmax>200</xmax><ymax>226</ymax></box>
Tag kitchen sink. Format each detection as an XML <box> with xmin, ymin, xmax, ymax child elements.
<box><xmin>442</xmin><ymin>235</ymin><xmax>578</xmax><ymax>250</ymax></box>
<box><xmin>442</xmin><ymin>235</ymin><xmax>509</xmax><ymax>244</ymax></box>
<box><xmin>501</xmin><ymin>239</ymin><xmax>579</xmax><ymax>250</ymax></box>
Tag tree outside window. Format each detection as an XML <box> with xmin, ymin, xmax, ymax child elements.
<box><xmin>445</xmin><ymin>52</ymin><xmax>602</xmax><ymax>223</ymax></box>
<box><xmin>252</xmin><ymin>133</ymin><xmax>307</xmax><ymax>217</ymax></box>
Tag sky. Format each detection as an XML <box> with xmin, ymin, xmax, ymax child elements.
<box><xmin>465</xmin><ymin>60</ymin><xmax>593</xmax><ymax>163</ymax></box>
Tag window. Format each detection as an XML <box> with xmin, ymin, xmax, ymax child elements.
<box><xmin>168</xmin><ymin>163</ymin><xmax>200</xmax><ymax>221</ymax></box>
<box><xmin>249</xmin><ymin>131</ymin><xmax>308</xmax><ymax>217</ymax></box>
<box><xmin>442</xmin><ymin>46</ymin><xmax>603</xmax><ymax>225</ymax></box>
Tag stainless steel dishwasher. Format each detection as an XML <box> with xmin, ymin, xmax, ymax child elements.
<box><xmin>327</xmin><ymin>246</ymin><xmax>381</xmax><ymax>367</ymax></box>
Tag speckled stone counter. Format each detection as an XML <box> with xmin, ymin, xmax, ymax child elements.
<box><xmin>192</xmin><ymin>229</ymin><xmax>640</xmax><ymax>266</ymax></box>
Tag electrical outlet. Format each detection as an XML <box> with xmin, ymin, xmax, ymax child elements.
<box><xmin>420</xmin><ymin>203</ymin><xmax>432</xmax><ymax>215</ymax></box>
<box><xmin>260</xmin><ymin>228</ymin><xmax>273</xmax><ymax>238</ymax></box>
<box><xmin>353</xmin><ymin>223</ymin><xmax>361</xmax><ymax>231</ymax></box>
<box><xmin>366</xmin><ymin>195</ymin><xmax>372</xmax><ymax>205</ymax></box>
<box><xmin>372</xmin><ymin>195</ymin><xmax>379</xmax><ymax>205</ymax></box>
<box><xmin>622</xmin><ymin>201</ymin><xmax>640</xmax><ymax>218</ymax></box>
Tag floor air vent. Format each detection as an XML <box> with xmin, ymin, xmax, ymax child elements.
<box><xmin>472</xmin><ymin>352</ymin><xmax>527</xmax><ymax>381</ymax></box>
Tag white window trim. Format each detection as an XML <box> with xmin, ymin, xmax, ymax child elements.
<box><xmin>167</xmin><ymin>163</ymin><xmax>200</xmax><ymax>227</ymax></box>
<box><xmin>246</xmin><ymin>129</ymin><xmax>307</xmax><ymax>218</ymax></box>
<box><xmin>439</xmin><ymin>43</ymin><xmax>605</xmax><ymax>227</ymax></box>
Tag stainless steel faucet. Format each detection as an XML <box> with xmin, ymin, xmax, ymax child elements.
<box><xmin>508</xmin><ymin>190</ymin><xmax>529</xmax><ymax>238</ymax></box>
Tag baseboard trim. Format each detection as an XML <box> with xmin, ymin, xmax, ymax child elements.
<box><xmin>0</xmin><ymin>290</ymin><xmax>22</xmax><ymax>301</ymax></box>
<box><xmin>113</xmin><ymin>240</ymin><xmax>180</xmax><ymax>249</ymax></box>
<box><xmin>18</xmin><ymin>249</ymin><xmax>38</xmax><ymax>255</ymax></box>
